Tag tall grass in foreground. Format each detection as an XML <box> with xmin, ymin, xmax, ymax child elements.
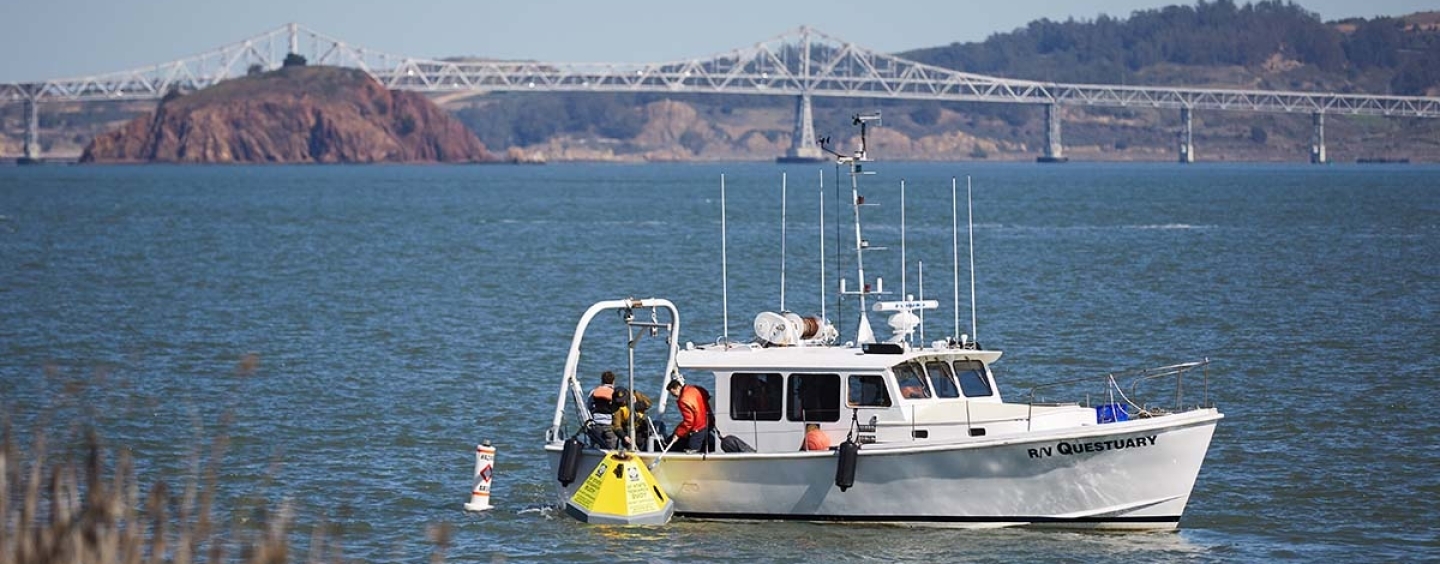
<box><xmin>1</xmin><ymin>423</ymin><xmax>454</xmax><ymax>564</ymax></box>
<box><xmin>0</xmin><ymin>421</ymin><xmax>315</xmax><ymax>563</ymax></box>
<box><xmin>4</xmin><ymin>356</ymin><xmax>455</xmax><ymax>563</ymax></box>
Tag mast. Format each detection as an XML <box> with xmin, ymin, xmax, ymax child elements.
<box><xmin>843</xmin><ymin>113</ymin><xmax>880</xmax><ymax>343</ymax></box>
<box><xmin>850</xmin><ymin>157</ymin><xmax>869</xmax><ymax>343</ymax></box>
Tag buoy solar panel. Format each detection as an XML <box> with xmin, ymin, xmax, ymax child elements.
<box><xmin>564</xmin><ymin>452</ymin><xmax>674</xmax><ymax>525</ymax></box>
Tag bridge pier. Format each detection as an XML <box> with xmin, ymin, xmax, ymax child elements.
<box><xmin>1310</xmin><ymin>112</ymin><xmax>1327</xmax><ymax>164</ymax></box>
<box><xmin>20</xmin><ymin>98</ymin><xmax>40</xmax><ymax>164</ymax></box>
<box><xmin>1037</xmin><ymin>103</ymin><xmax>1067</xmax><ymax>163</ymax></box>
<box><xmin>777</xmin><ymin>93</ymin><xmax>824</xmax><ymax>163</ymax></box>
<box><xmin>1178</xmin><ymin>107</ymin><xmax>1195</xmax><ymax>163</ymax></box>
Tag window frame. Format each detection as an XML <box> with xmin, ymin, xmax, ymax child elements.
<box><xmin>894</xmin><ymin>363</ymin><xmax>932</xmax><ymax>399</ymax></box>
<box><xmin>847</xmin><ymin>374</ymin><xmax>892</xmax><ymax>407</ymax></box>
<box><xmin>786</xmin><ymin>373</ymin><xmax>842</xmax><ymax>422</ymax></box>
<box><xmin>953</xmin><ymin>360</ymin><xmax>994</xmax><ymax>398</ymax></box>
<box><xmin>924</xmin><ymin>360</ymin><xmax>960</xmax><ymax>398</ymax></box>
<box><xmin>730</xmin><ymin>372</ymin><xmax>784</xmax><ymax>421</ymax></box>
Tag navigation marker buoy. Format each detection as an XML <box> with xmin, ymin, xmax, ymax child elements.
<box><xmin>564</xmin><ymin>451</ymin><xmax>674</xmax><ymax>525</ymax></box>
<box><xmin>464</xmin><ymin>441</ymin><xmax>496</xmax><ymax>512</ymax></box>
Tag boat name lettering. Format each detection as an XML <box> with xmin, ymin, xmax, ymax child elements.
<box><xmin>1028</xmin><ymin>435</ymin><xmax>1156</xmax><ymax>459</ymax></box>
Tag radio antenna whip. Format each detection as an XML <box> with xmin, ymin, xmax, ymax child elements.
<box><xmin>721</xmin><ymin>173</ymin><xmax>730</xmax><ymax>345</ymax></box>
<box><xmin>968</xmin><ymin>176</ymin><xmax>978</xmax><ymax>342</ymax></box>
<box><xmin>951</xmin><ymin>177</ymin><xmax>960</xmax><ymax>341</ymax></box>
<box><xmin>818</xmin><ymin>170</ymin><xmax>826</xmax><ymax>324</ymax></box>
<box><xmin>781</xmin><ymin>172</ymin><xmax>788</xmax><ymax>311</ymax></box>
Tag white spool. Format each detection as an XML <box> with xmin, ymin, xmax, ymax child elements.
<box><xmin>464</xmin><ymin>441</ymin><xmax>496</xmax><ymax>512</ymax></box>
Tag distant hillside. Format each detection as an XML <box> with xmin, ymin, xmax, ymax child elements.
<box><xmin>903</xmin><ymin>1</ymin><xmax>1440</xmax><ymax>95</ymax></box>
<box><xmin>83</xmin><ymin>65</ymin><xmax>490</xmax><ymax>164</ymax></box>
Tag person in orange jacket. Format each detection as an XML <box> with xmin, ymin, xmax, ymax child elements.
<box><xmin>665</xmin><ymin>379</ymin><xmax>713</xmax><ymax>452</ymax></box>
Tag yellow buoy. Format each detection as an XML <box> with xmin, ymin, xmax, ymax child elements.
<box><xmin>564</xmin><ymin>451</ymin><xmax>674</xmax><ymax>525</ymax></box>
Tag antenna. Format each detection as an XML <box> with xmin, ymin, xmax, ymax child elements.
<box><xmin>968</xmin><ymin>176</ymin><xmax>978</xmax><ymax>343</ymax></box>
<box><xmin>900</xmin><ymin>178</ymin><xmax>907</xmax><ymax>299</ymax></box>
<box><xmin>780</xmin><ymin>172</ymin><xmax>788</xmax><ymax>311</ymax></box>
<box><xmin>951</xmin><ymin>177</ymin><xmax>960</xmax><ymax>342</ymax></box>
<box><xmin>721</xmin><ymin>173</ymin><xmax>730</xmax><ymax>345</ymax></box>
<box><xmin>918</xmin><ymin>260</ymin><xmax>926</xmax><ymax>344</ymax></box>
<box><xmin>818</xmin><ymin>170</ymin><xmax>826</xmax><ymax>325</ymax></box>
<box><xmin>853</xmin><ymin>113</ymin><xmax>880</xmax><ymax>159</ymax></box>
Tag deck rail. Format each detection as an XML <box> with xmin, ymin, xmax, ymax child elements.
<box><xmin>1025</xmin><ymin>359</ymin><xmax>1212</xmax><ymax>430</ymax></box>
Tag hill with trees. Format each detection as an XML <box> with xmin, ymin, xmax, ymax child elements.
<box><xmin>902</xmin><ymin>0</ymin><xmax>1440</xmax><ymax>95</ymax></box>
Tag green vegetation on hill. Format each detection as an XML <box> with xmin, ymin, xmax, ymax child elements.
<box><xmin>902</xmin><ymin>0</ymin><xmax>1440</xmax><ymax>94</ymax></box>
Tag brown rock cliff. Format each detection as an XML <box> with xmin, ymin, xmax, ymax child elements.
<box><xmin>82</xmin><ymin>66</ymin><xmax>489</xmax><ymax>163</ymax></box>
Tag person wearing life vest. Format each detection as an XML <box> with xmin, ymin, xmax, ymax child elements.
<box><xmin>611</xmin><ymin>387</ymin><xmax>655</xmax><ymax>451</ymax></box>
<box><xmin>587</xmin><ymin>371</ymin><xmax>619</xmax><ymax>449</ymax></box>
<box><xmin>665</xmin><ymin>379</ymin><xmax>713</xmax><ymax>452</ymax></box>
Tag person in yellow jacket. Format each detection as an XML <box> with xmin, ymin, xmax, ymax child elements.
<box><xmin>610</xmin><ymin>387</ymin><xmax>655</xmax><ymax>450</ymax></box>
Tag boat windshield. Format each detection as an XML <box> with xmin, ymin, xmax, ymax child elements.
<box><xmin>954</xmin><ymin>360</ymin><xmax>994</xmax><ymax>398</ymax></box>
<box><xmin>895</xmin><ymin>364</ymin><xmax>931</xmax><ymax>399</ymax></box>
<box><xmin>926</xmin><ymin>361</ymin><xmax>960</xmax><ymax>398</ymax></box>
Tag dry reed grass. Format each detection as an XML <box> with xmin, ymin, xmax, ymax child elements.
<box><xmin>0</xmin><ymin>414</ymin><xmax>381</xmax><ymax>564</ymax></box>
<box><xmin>4</xmin><ymin>355</ymin><xmax>454</xmax><ymax>563</ymax></box>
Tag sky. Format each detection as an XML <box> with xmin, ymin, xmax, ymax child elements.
<box><xmin>1</xmin><ymin>0</ymin><xmax>1435</xmax><ymax>82</ymax></box>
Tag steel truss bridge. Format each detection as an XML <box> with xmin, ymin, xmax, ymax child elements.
<box><xmin>5</xmin><ymin>23</ymin><xmax>1439</xmax><ymax>162</ymax></box>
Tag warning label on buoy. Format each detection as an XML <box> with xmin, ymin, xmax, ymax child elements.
<box><xmin>565</xmin><ymin>452</ymin><xmax>673</xmax><ymax>525</ymax></box>
<box><xmin>464</xmin><ymin>442</ymin><xmax>497</xmax><ymax>512</ymax></box>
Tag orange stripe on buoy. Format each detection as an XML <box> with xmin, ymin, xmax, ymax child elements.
<box><xmin>470</xmin><ymin>490</ymin><xmax>490</xmax><ymax>497</ymax></box>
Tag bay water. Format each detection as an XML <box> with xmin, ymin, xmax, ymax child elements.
<box><xmin>1</xmin><ymin>162</ymin><xmax>1436</xmax><ymax>562</ymax></box>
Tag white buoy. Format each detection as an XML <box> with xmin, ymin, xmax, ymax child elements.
<box><xmin>464</xmin><ymin>441</ymin><xmax>496</xmax><ymax>512</ymax></box>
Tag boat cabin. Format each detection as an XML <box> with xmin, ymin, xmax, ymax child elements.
<box><xmin>675</xmin><ymin>343</ymin><xmax>1037</xmax><ymax>453</ymax></box>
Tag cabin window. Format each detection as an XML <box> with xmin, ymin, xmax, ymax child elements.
<box><xmin>731</xmin><ymin>373</ymin><xmax>783</xmax><ymax>421</ymax></box>
<box><xmin>954</xmin><ymin>360</ymin><xmax>993</xmax><ymax>398</ymax></box>
<box><xmin>847</xmin><ymin>375</ymin><xmax>891</xmax><ymax>407</ymax></box>
<box><xmin>925</xmin><ymin>361</ymin><xmax>960</xmax><ymax>398</ymax></box>
<box><xmin>894</xmin><ymin>363</ymin><xmax>931</xmax><ymax>399</ymax></box>
<box><xmin>787</xmin><ymin>373</ymin><xmax>841</xmax><ymax>422</ymax></box>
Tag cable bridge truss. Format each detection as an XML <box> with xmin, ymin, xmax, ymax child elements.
<box><xmin>5</xmin><ymin>23</ymin><xmax>1438</xmax><ymax>162</ymax></box>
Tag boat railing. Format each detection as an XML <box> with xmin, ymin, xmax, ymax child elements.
<box><xmin>1024</xmin><ymin>359</ymin><xmax>1212</xmax><ymax>431</ymax></box>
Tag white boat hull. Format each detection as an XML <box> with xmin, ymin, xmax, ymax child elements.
<box><xmin>548</xmin><ymin>410</ymin><xmax>1220</xmax><ymax>529</ymax></box>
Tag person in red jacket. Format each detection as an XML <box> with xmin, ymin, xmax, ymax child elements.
<box><xmin>666</xmin><ymin>379</ymin><xmax>713</xmax><ymax>452</ymax></box>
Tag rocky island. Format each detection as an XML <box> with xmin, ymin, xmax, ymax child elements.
<box><xmin>82</xmin><ymin>65</ymin><xmax>490</xmax><ymax>164</ymax></box>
